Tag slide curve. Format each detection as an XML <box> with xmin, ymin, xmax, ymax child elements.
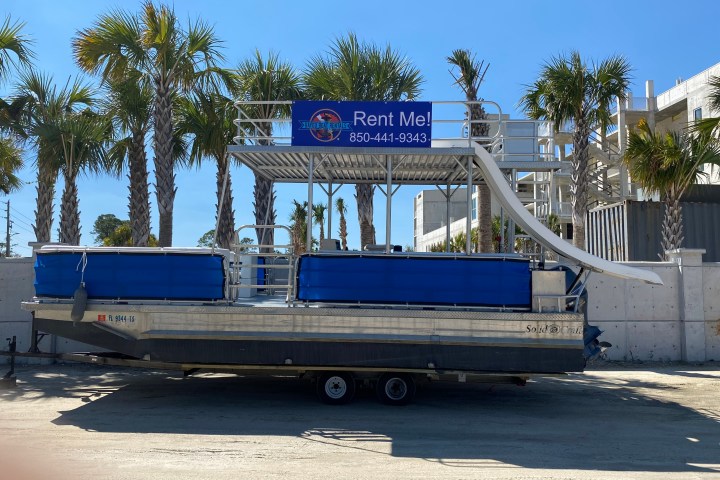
<box><xmin>473</xmin><ymin>144</ymin><xmax>663</xmax><ymax>285</ymax></box>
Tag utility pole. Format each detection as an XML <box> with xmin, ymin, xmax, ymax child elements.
<box><xmin>5</xmin><ymin>200</ymin><xmax>10</xmax><ymax>257</ymax></box>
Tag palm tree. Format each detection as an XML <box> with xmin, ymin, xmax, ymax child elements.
<box><xmin>624</xmin><ymin>119</ymin><xmax>720</xmax><ymax>258</ymax></box>
<box><xmin>33</xmin><ymin>106</ymin><xmax>110</xmax><ymax>245</ymax></box>
<box><xmin>312</xmin><ymin>203</ymin><xmax>326</xmax><ymax>243</ymax></box>
<box><xmin>15</xmin><ymin>71</ymin><xmax>94</xmax><ymax>242</ymax></box>
<box><xmin>236</xmin><ymin>50</ymin><xmax>302</xmax><ymax>252</ymax></box>
<box><xmin>335</xmin><ymin>197</ymin><xmax>348</xmax><ymax>250</ymax></box>
<box><xmin>520</xmin><ymin>51</ymin><xmax>631</xmax><ymax>249</ymax></box>
<box><xmin>73</xmin><ymin>2</ymin><xmax>226</xmax><ymax>247</ymax></box>
<box><xmin>176</xmin><ymin>87</ymin><xmax>238</xmax><ymax>249</ymax></box>
<box><xmin>447</xmin><ymin>49</ymin><xmax>492</xmax><ymax>252</ymax></box>
<box><xmin>103</xmin><ymin>72</ymin><xmax>152</xmax><ymax>247</ymax></box>
<box><xmin>104</xmin><ymin>73</ymin><xmax>153</xmax><ymax>246</ymax></box>
<box><xmin>289</xmin><ymin>199</ymin><xmax>308</xmax><ymax>255</ymax></box>
<box><xmin>304</xmin><ymin>33</ymin><xmax>423</xmax><ymax>249</ymax></box>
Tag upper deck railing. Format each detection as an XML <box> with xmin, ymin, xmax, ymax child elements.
<box><xmin>232</xmin><ymin>100</ymin><xmax>557</xmax><ymax>164</ymax></box>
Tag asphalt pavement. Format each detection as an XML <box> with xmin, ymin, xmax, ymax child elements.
<box><xmin>1</xmin><ymin>362</ymin><xmax>719</xmax><ymax>480</ymax></box>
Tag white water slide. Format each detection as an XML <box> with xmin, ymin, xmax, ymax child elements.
<box><xmin>474</xmin><ymin>144</ymin><xmax>663</xmax><ymax>285</ymax></box>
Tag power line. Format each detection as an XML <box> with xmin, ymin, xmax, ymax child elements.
<box><xmin>12</xmin><ymin>209</ymin><xmax>35</xmax><ymax>224</ymax></box>
<box><xmin>9</xmin><ymin>214</ymin><xmax>33</xmax><ymax>230</ymax></box>
<box><xmin>10</xmin><ymin>222</ymin><xmax>34</xmax><ymax>235</ymax></box>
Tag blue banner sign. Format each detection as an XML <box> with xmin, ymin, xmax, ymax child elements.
<box><xmin>292</xmin><ymin>101</ymin><xmax>432</xmax><ymax>147</ymax></box>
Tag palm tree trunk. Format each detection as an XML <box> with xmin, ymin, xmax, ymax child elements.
<box><xmin>58</xmin><ymin>172</ymin><xmax>81</xmax><ymax>245</ymax></box>
<box><xmin>570</xmin><ymin>122</ymin><xmax>591</xmax><ymax>250</ymax></box>
<box><xmin>254</xmin><ymin>122</ymin><xmax>275</xmax><ymax>253</ymax></box>
<box><xmin>216</xmin><ymin>155</ymin><xmax>235</xmax><ymax>250</ymax></box>
<box><xmin>33</xmin><ymin>161</ymin><xmax>55</xmax><ymax>243</ymax></box>
<box><xmin>469</xmin><ymin>102</ymin><xmax>493</xmax><ymax>252</ymax></box>
<box><xmin>153</xmin><ymin>76</ymin><xmax>175</xmax><ymax>247</ymax></box>
<box><xmin>355</xmin><ymin>184</ymin><xmax>375</xmax><ymax>248</ymax></box>
<box><xmin>292</xmin><ymin>222</ymin><xmax>305</xmax><ymax>255</ymax></box>
<box><xmin>253</xmin><ymin>175</ymin><xmax>276</xmax><ymax>253</ymax></box>
<box><xmin>129</xmin><ymin>129</ymin><xmax>151</xmax><ymax>247</ymax></box>
<box><xmin>662</xmin><ymin>192</ymin><xmax>684</xmax><ymax>259</ymax></box>
<box><xmin>477</xmin><ymin>183</ymin><xmax>493</xmax><ymax>252</ymax></box>
<box><xmin>338</xmin><ymin>213</ymin><xmax>348</xmax><ymax>250</ymax></box>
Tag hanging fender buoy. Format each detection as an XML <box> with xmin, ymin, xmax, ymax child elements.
<box><xmin>72</xmin><ymin>251</ymin><xmax>89</xmax><ymax>324</ymax></box>
<box><xmin>71</xmin><ymin>282</ymin><xmax>88</xmax><ymax>324</ymax></box>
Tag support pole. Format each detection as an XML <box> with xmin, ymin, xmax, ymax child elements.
<box><xmin>307</xmin><ymin>154</ymin><xmax>314</xmax><ymax>251</ymax></box>
<box><xmin>446</xmin><ymin>184</ymin><xmax>451</xmax><ymax>252</ymax></box>
<box><xmin>466</xmin><ymin>156</ymin><xmax>473</xmax><ymax>255</ymax></box>
<box><xmin>386</xmin><ymin>155</ymin><xmax>392</xmax><ymax>253</ymax></box>
<box><xmin>327</xmin><ymin>179</ymin><xmax>333</xmax><ymax>240</ymax></box>
<box><xmin>5</xmin><ymin>200</ymin><xmax>10</xmax><ymax>257</ymax></box>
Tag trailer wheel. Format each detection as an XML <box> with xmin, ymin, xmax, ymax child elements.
<box><xmin>376</xmin><ymin>373</ymin><xmax>416</xmax><ymax>406</ymax></box>
<box><xmin>317</xmin><ymin>372</ymin><xmax>356</xmax><ymax>405</ymax></box>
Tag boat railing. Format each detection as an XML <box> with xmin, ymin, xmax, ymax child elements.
<box><xmin>229</xmin><ymin>224</ymin><xmax>296</xmax><ymax>304</ymax></box>
<box><xmin>232</xmin><ymin>100</ymin><xmax>556</xmax><ymax>164</ymax></box>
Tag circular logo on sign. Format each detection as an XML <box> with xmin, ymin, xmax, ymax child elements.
<box><xmin>549</xmin><ymin>324</ymin><xmax>559</xmax><ymax>334</ymax></box>
<box><xmin>308</xmin><ymin>109</ymin><xmax>343</xmax><ymax>142</ymax></box>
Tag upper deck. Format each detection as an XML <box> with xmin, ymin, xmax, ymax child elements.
<box><xmin>228</xmin><ymin>100</ymin><xmax>565</xmax><ymax>187</ymax></box>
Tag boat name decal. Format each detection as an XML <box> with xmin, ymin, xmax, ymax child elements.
<box><xmin>526</xmin><ymin>324</ymin><xmax>582</xmax><ymax>335</ymax></box>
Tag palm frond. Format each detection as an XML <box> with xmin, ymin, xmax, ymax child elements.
<box><xmin>0</xmin><ymin>16</ymin><xmax>34</xmax><ymax>80</ymax></box>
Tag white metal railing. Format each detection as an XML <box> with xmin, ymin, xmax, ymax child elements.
<box><xmin>228</xmin><ymin>224</ymin><xmax>295</xmax><ymax>303</ymax></box>
<box><xmin>233</xmin><ymin>100</ymin><xmax>556</xmax><ymax>164</ymax></box>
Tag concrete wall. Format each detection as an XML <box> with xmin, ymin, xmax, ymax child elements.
<box><xmin>0</xmin><ymin>257</ymin><xmax>35</xmax><ymax>357</ymax></box>
<box><xmin>587</xmin><ymin>249</ymin><xmax>719</xmax><ymax>362</ymax></box>
<box><xmin>587</xmin><ymin>261</ymin><xmax>682</xmax><ymax>361</ymax></box>
<box><xmin>0</xmin><ymin>255</ymin><xmax>97</xmax><ymax>366</ymax></box>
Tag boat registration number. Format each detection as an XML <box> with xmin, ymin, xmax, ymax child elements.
<box><xmin>97</xmin><ymin>314</ymin><xmax>136</xmax><ymax>324</ymax></box>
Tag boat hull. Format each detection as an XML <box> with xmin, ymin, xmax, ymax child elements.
<box><xmin>28</xmin><ymin>302</ymin><xmax>586</xmax><ymax>374</ymax></box>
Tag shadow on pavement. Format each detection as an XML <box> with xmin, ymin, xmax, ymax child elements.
<box><xmin>25</xmin><ymin>363</ymin><xmax>720</xmax><ymax>474</ymax></box>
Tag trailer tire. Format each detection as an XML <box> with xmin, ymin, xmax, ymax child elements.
<box><xmin>317</xmin><ymin>372</ymin><xmax>355</xmax><ymax>405</ymax></box>
<box><xmin>376</xmin><ymin>373</ymin><xmax>416</xmax><ymax>406</ymax></box>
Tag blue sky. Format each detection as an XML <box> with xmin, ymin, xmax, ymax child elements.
<box><xmin>3</xmin><ymin>0</ymin><xmax>719</xmax><ymax>255</ymax></box>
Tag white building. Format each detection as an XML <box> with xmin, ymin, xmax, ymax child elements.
<box><xmin>414</xmin><ymin>61</ymin><xmax>720</xmax><ymax>252</ymax></box>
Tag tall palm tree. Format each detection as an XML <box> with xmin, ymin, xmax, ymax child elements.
<box><xmin>520</xmin><ymin>51</ymin><xmax>631</xmax><ymax>249</ymax></box>
<box><xmin>335</xmin><ymin>197</ymin><xmax>348</xmax><ymax>250</ymax></box>
<box><xmin>624</xmin><ymin>119</ymin><xmax>720</xmax><ymax>258</ymax></box>
<box><xmin>15</xmin><ymin>71</ymin><xmax>94</xmax><ymax>242</ymax></box>
<box><xmin>304</xmin><ymin>33</ymin><xmax>423</xmax><ymax>249</ymax></box>
<box><xmin>236</xmin><ymin>50</ymin><xmax>302</xmax><ymax>253</ymax></box>
<box><xmin>176</xmin><ymin>87</ymin><xmax>238</xmax><ymax>249</ymax></box>
<box><xmin>73</xmin><ymin>2</ymin><xmax>226</xmax><ymax>246</ymax></box>
<box><xmin>104</xmin><ymin>73</ymin><xmax>153</xmax><ymax>246</ymax></box>
<box><xmin>447</xmin><ymin>49</ymin><xmax>492</xmax><ymax>252</ymax></box>
<box><xmin>312</xmin><ymin>203</ymin><xmax>326</xmax><ymax>243</ymax></box>
<box><xmin>33</xmin><ymin>107</ymin><xmax>110</xmax><ymax>245</ymax></box>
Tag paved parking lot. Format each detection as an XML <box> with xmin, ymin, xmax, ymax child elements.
<box><xmin>1</xmin><ymin>362</ymin><xmax>719</xmax><ymax>479</ymax></box>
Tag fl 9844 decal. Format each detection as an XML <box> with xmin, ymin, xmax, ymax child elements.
<box><xmin>97</xmin><ymin>314</ymin><xmax>136</xmax><ymax>324</ymax></box>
